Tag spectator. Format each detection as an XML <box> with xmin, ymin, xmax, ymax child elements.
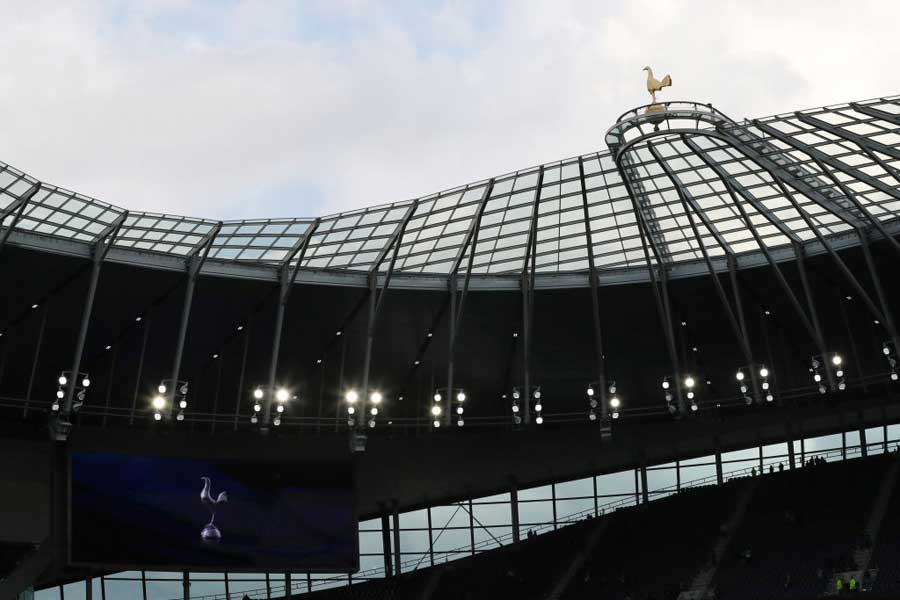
<box><xmin>778</xmin><ymin>462</ymin><xmax>784</xmax><ymax>472</ymax></box>
<box><xmin>751</xmin><ymin>467</ymin><xmax>757</xmax><ymax>477</ymax></box>
<box><xmin>769</xmin><ymin>465</ymin><xmax>774</xmax><ymax>474</ymax></box>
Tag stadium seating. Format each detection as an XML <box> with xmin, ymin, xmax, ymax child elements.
<box><xmin>288</xmin><ymin>452</ymin><xmax>900</xmax><ymax>600</ymax></box>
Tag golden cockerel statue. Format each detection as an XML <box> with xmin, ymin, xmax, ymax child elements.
<box><xmin>643</xmin><ymin>66</ymin><xmax>672</xmax><ymax>104</ymax></box>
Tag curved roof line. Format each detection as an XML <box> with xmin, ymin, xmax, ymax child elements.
<box><xmin>1</xmin><ymin>94</ymin><xmax>899</xmax><ymax>290</ymax></box>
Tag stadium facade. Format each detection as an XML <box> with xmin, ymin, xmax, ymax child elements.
<box><xmin>2</xmin><ymin>94</ymin><xmax>900</xmax><ymax>598</ymax></box>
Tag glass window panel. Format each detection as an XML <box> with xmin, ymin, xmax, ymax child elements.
<box><xmin>647</xmin><ymin>466</ymin><xmax>677</xmax><ymax>495</ymax></box>
<box><xmin>681</xmin><ymin>462</ymin><xmax>718</xmax><ymax>487</ymax></box>
<box><xmin>554</xmin><ymin>476</ymin><xmax>594</xmax><ymax>499</ymax></box>
<box><xmin>556</xmin><ymin>497</ymin><xmax>595</xmax><ymax>523</ymax></box>
<box><xmin>35</xmin><ymin>587</ymin><xmax>60</xmax><ymax>600</ymax></box>
<box><xmin>399</xmin><ymin>530</ymin><xmax>431</xmax><ymax>553</ymax></box>
<box><xmin>722</xmin><ymin>447</ymin><xmax>758</xmax><ymax>465</ymax></box>
<box><xmin>887</xmin><ymin>424</ymin><xmax>900</xmax><ymax>444</ymax></box>
<box><xmin>104</xmin><ymin>577</ymin><xmax>143</xmax><ymax>600</ymax></box>
<box><xmin>144</xmin><ymin>580</ymin><xmax>182</xmax><ymax>598</ymax></box>
<box><xmin>518</xmin><ymin>484</ymin><xmax>552</xmax><ymax>501</ymax></box>
<box><xmin>866</xmin><ymin>426</ymin><xmax>885</xmax><ymax>456</ymax></box>
<box><xmin>400</xmin><ymin>508</ymin><xmax>428</xmax><ymax>530</ymax></box>
<box><xmin>190</xmin><ymin>579</ymin><xmax>226</xmax><ymax>597</ymax></box>
<box><xmin>804</xmin><ymin>433</ymin><xmax>843</xmax><ymax>457</ymax></box>
<box><xmin>61</xmin><ymin>582</ymin><xmax>86</xmax><ymax>600</ymax></box>
<box><xmin>518</xmin><ymin>499</ymin><xmax>553</xmax><ymax>526</ymax></box>
<box><xmin>596</xmin><ymin>470</ymin><xmax>635</xmax><ymax>497</ymax></box>
<box><xmin>473</xmin><ymin>525</ymin><xmax>512</xmax><ymax>551</ymax></box>
<box><xmin>430</xmin><ymin>505</ymin><xmax>469</xmax><ymax>529</ymax></box>
<box><xmin>359</xmin><ymin>531</ymin><xmax>383</xmax><ymax>556</ymax></box>
<box><xmin>473</xmin><ymin>501</ymin><xmax>512</xmax><ymax>527</ymax></box>
<box><xmin>680</xmin><ymin>454</ymin><xmax>715</xmax><ymax>467</ymax></box>
<box><xmin>431</xmin><ymin>527</ymin><xmax>469</xmax><ymax>552</ymax></box>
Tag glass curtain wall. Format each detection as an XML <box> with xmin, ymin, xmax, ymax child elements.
<box><xmin>38</xmin><ymin>421</ymin><xmax>900</xmax><ymax>600</ymax></box>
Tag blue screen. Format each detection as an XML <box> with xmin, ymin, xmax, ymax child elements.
<box><xmin>70</xmin><ymin>452</ymin><xmax>357</xmax><ymax>571</ymax></box>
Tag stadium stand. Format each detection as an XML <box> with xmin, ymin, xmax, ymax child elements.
<box><xmin>283</xmin><ymin>452</ymin><xmax>900</xmax><ymax>600</ymax></box>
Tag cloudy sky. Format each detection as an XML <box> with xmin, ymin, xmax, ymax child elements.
<box><xmin>0</xmin><ymin>0</ymin><xmax>897</xmax><ymax>220</ymax></box>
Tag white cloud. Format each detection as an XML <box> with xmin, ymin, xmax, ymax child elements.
<box><xmin>0</xmin><ymin>0</ymin><xmax>897</xmax><ymax>220</ymax></box>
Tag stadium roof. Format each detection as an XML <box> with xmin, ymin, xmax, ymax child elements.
<box><xmin>2</xmin><ymin>95</ymin><xmax>899</xmax><ymax>289</ymax></box>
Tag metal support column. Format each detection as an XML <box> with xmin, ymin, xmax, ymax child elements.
<box><xmin>102</xmin><ymin>345</ymin><xmax>118</xmax><ymax>428</ymax></box>
<box><xmin>380</xmin><ymin>513</ymin><xmax>392</xmax><ymax>578</ymax></box>
<box><xmin>615</xmin><ymin>155</ymin><xmax>684</xmax><ymax>412</ymax></box>
<box><xmin>640</xmin><ymin>466</ymin><xmax>649</xmax><ymax>504</ymax></box>
<box><xmin>650</xmin><ymin>142</ymin><xmax>759</xmax><ymax>400</ymax></box>
<box><xmin>262</xmin><ymin>221</ymin><xmax>319</xmax><ymax>428</ymax></box>
<box><xmin>63</xmin><ymin>213</ymin><xmax>127</xmax><ymax>416</ymax></box>
<box><xmin>683</xmin><ymin>135</ymin><xmax>835</xmax><ymax>383</ymax></box>
<box><xmin>358</xmin><ymin>205</ymin><xmax>417</xmax><ymax>430</ymax></box>
<box><xmin>837</xmin><ymin>292</ymin><xmax>867</xmax><ymax>392</ymax></box>
<box><xmin>391</xmin><ymin>502</ymin><xmax>401</xmax><ymax>576</ymax></box>
<box><xmin>427</xmin><ymin>506</ymin><xmax>435</xmax><ymax>566</ymax></box>
<box><xmin>578</xmin><ymin>157</ymin><xmax>609</xmax><ymax>419</ymax></box>
<box><xmin>23</xmin><ymin>302</ymin><xmax>48</xmax><ymax>417</ymax></box>
<box><xmin>520</xmin><ymin>169</ymin><xmax>543</xmax><ymax>425</ymax></box>
<box><xmin>468</xmin><ymin>498</ymin><xmax>476</xmax><ymax>553</ymax></box>
<box><xmin>795</xmin><ymin>246</ymin><xmax>836</xmax><ymax>389</ymax></box>
<box><xmin>129</xmin><ymin>313</ymin><xmax>151</xmax><ymax>425</ymax></box>
<box><xmin>168</xmin><ymin>224</ymin><xmax>221</xmax><ymax>415</ymax></box>
<box><xmin>233</xmin><ymin>321</ymin><xmax>250</xmax><ymax>431</ymax></box>
<box><xmin>715</xmin><ymin>448</ymin><xmax>724</xmax><ymax>485</ymax></box>
<box><xmin>0</xmin><ymin>182</ymin><xmax>40</xmax><ymax>253</ymax></box>
<box><xmin>445</xmin><ymin>181</ymin><xmax>495</xmax><ymax>425</ymax></box>
<box><xmin>510</xmin><ymin>481</ymin><xmax>521</xmax><ymax>543</ymax></box>
<box><xmin>859</xmin><ymin>231</ymin><xmax>900</xmax><ymax>358</ymax></box>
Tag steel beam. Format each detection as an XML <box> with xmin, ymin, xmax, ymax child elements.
<box><xmin>102</xmin><ymin>345</ymin><xmax>118</xmax><ymax>428</ymax></box>
<box><xmin>578</xmin><ymin>157</ymin><xmax>609</xmax><ymax>419</ymax></box>
<box><xmin>716</xmin><ymin>123</ymin><xmax>868</xmax><ymax>229</ymax></box>
<box><xmin>858</xmin><ymin>231</ymin><xmax>900</xmax><ymax>357</ymax></box>
<box><xmin>0</xmin><ymin>182</ymin><xmax>41</xmax><ymax>252</ymax></box>
<box><xmin>450</xmin><ymin>183</ymin><xmax>495</xmax><ymax>276</ymax></box>
<box><xmin>520</xmin><ymin>169</ymin><xmax>544</xmax><ymax>424</ymax></box>
<box><xmin>683</xmin><ymin>135</ymin><xmax>833</xmax><ymax>383</ymax></box>
<box><xmin>446</xmin><ymin>179</ymin><xmax>495</xmax><ymax>425</ymax></box>
<box><xmin>790</xmin><ymin>144</ymin><xmax>900</xmax><ymax>261</ymax></box>
<box><xmin>63</xmin><ymin>213</ymin><xmax>127</xmax><ymax>415</ymax></box>
<box><xmin>796</xmin><ymin>112</ymin><xmax>900</xmax><ymax>162</ymax></box>
<box><xmin>649</xmin><ymin>143</ymin><xmax>759</xmax><ymax>399</ymax></box>
<box><xmin>850</xmin><ymin>101</ymin><xmax>900</xmax><ymax>127</ymax></box>
<box><xmin>794</xmin><ymin>246</ymin><xmax>836</xmax><ymax>389</ymax></box>
<box><xmin>752</xmin><ymin>120</ymin><xmax>900</xmax><ymax>203</ymax></box>
<box><xmin>23</xmin><ymin>302</ymin><xmax>48</xmax><ymax>417</ymax></box>
<box><xmin>717</xmin><ymin>129</ymin><xmax>888</xmax><ymax>329</ymax></box>
<box><xmin>262</xmin><ymin>221</ymin><xmax>320</xmax><ymax>427</ymax></box>
<box><xmin>616</xmin><ymin>154</ymin><xmax>684</xmax><ymax>412</ymax></box>
<box><xmin>129</xmin><ymin>313</ymin><xmax>151</xmax><ymax>425</ymax></box>
<box><xmin>167</xmin><ymin>223</ymin><xmax>221</xmax><ymax>414</ymax></box>
<box><xmin>357</xmin><ymin>205</ymin><xmax>417</xmax><ymax>428</ymax></box>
